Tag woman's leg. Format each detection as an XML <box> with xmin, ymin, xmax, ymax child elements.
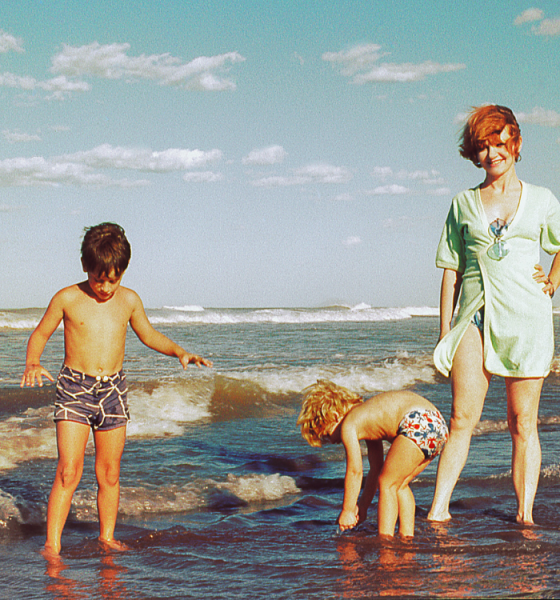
<box><xmin>505</xmin><ymin>377</ymin><xmax>543</xmax><ymax>525</ymax></box>
<box><xmin>428</xmin><ymin>325</ymin><xmax>491</xmax><ymax>521</ymax></box>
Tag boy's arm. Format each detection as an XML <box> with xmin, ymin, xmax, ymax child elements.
<box><xmin>129</xmin><ymin>292</ymin><xmax>212</xmax><ymax>368</ymax></box>
<box><xmin>21</xmin><ymin>293</ymin><xmax>64</xmax><ymax>387</ymax></box>
<box><xmin>357</xmin><ymin>439</ymin><xmax>384</xmax><ymax>524</ymax></box>
<box><xmin>338</xmin><ymin>423</ymin><xmax>365</xmax><ymax>531</ymax></box>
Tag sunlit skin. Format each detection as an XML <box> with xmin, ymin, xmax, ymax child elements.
<box><xmin>320</xmin><ymin>391</ymin><xmax>441</xmax><ymax>538</ymax></box>
<box><xmin>428</xmin><ymin>123</ymin><xmax>560</xmax><ymax>525</ymax></box>
<box><xmin>21</xmin><ymin>263</ymin><xmax>212</xmax><ymax>555</ymax></box>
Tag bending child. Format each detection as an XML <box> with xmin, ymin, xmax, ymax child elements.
<box><xmin>21</xmin><ymin>222</ymin><xmax>212</xmax><ymax>556</ymax></box>
<box><xmin>298</xmin><ymin>380</ymin><xmax>448</xmax><ymax>537</ymax></box>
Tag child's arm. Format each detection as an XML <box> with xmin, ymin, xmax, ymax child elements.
<box><xmin>338</xmin><ymin>423</ymin><xmax>365</xmax><ymax>531</ymax></box>
<box><xmin>357</xmin><ymin>439</ymin><xmax>384</xmax><ymax>524</ymax></box>
<box><xmin>129</xmin><ymin>292</ymin><xmax>212</xmax><ymax>368</ymax></box>
<box><xmin>21</xmin><ymin>294</ymin><xmax>64</xmax><ymax>387</ymax></box>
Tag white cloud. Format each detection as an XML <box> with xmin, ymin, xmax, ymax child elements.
<box><xmin>2</xmin><ymin>130</ymin><xmax>41</xmax><ymax>143</ymax></box>
<box><xmin>0</xmin><ymin>71</ymin><xmax>90</xmax><ymax>100</ymax></box>
<box><xmin>366</xmin><ymin>184</ymin><xmax>409</xmax><ymax>196</ymax></box>
<box><xmin>50</xmin><ymin>42</ymin><xmax>245</xmax><ymax>91</ymax></box>
<box><xmin>251</xmin><ymin>163</ymin><xmax>352</xmax><ymax>187</ymax></box>
<box><xmin>514</xmin><ymin>8</ymin><xmax>544</xmax><ymax>25</ymax></box>
<box><xmin>517</xmin><ymin>106</ymin><xmax>560</xmax><ymax>127</ymax></box>
<box><xmin>62</xmin><ymin>144</ymin><xmax>222</xmax><ymax>171</ymax></box>
<box><xmin>182</xmin><ymin>171</ymin><xmax>223</xmax><ymax>182</ymax></box>
<box><xmin>242</xmin><ymin>145</ymin><xmax>287</xmax><ymax>165</ymax></box>
<box><xmin>372</xmin><ymin>166</ymin><xmax>393</xmax><ymax>178</ymax></box>
<box><xmin>532</xmin><ymin>17</ymin><xmax>560</xmax><ymax>36</ymax></box>
<box><xmin>342</xmin><ymin>236</ymin><xmax>361</xmax><ymax>246</ymax></box>
<box><xmin>0</xmin><ymin>31</ymin><xmax>24</xmax><ymax>54</ymax></box>
<box><xmin>0</xmin><ymin>144</ymin><xmax>222</xmax><ymax>187</ymax></box>
<box><xmin>323</xmin><ymin>44</ymin><xmax>385</xmax><ymax>76</ymax></box>
<box><xmin>396</xmin><ymin>169</ymin><xmax>445</xmax><ymax>185</ymax></box>
<box><xmin>323</xmin><ymin>43</ymin><xmax>465</xmax><ymax>84</ymax></box>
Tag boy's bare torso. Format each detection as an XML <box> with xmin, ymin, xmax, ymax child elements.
<box><xmin>61</xmin><ymin>282</ymin><xmax>136</xmax><ymax>376</ymax></box>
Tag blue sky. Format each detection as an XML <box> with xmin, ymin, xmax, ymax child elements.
<box><xmin>1</xmin><ymin>0</ymin><xmax>560</xmax><ymax>308</ymax></box>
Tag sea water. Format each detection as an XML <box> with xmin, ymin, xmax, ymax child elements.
<box><xmin>2</xmin><ymin>305</ymin><xmax>560</xmax><ymax>598</ymax></box>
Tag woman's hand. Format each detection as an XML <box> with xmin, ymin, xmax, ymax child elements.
<box><xmin>534</xmin><ymin>264</ymin><xmax>556</xmax><ymax>297</ymax></box>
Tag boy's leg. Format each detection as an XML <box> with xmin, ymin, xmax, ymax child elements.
<box><xmin>93</xmin><ymin>425</ymin><xmax>127</xmax><ymax>548</ymax></box>
<box><xmin>505</xmin><ymin>377</ymin><xmax>543</xmax><ymax>525</ymax></box>
<box><xmin>45</xmin><ymin>421</ymin><xmax>91</xmax><ymax>555</ymax></box>
<box><xmin>378</xmin><ymin>435</ymin><xmax>429</xmax><ymax>537</ymax></box>
<box><xmin>428</xmin><ymin>324</ymin><xmax>490</xmax><ymax>521</ymax></box>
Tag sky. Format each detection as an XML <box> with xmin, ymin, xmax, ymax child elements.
<box><xmin>1</xmin><ymin>0</ymin><xmax>560</xmax><ymax>309</ymax></box>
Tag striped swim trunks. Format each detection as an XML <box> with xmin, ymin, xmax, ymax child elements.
<box><xmin>54</xmin><ymin>365</ymin><xmax>130</xmax><ymax>431</ymax></box>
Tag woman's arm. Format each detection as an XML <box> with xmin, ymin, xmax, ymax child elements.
<box><xmin>439</xmin><ymin>268</ymin><xmax>463</xmax><ymax>340</ymax></box>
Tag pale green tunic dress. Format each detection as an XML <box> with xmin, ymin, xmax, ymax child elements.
<box><xmin>434</xmin><ymin>182</ymin><xmax>560</xmax><ymax>378</ymax></box>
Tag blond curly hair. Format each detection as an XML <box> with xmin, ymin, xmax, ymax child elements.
<box><xmin>297</xmin><ymin>380</ymin><xmax>363</xmax><ymax>447</ymax></box>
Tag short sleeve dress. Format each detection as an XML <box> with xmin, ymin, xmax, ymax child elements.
<box><xmin>434</xmin><ymin>182</ymin><xmax>560</xmax><ymax>378</ymax></box>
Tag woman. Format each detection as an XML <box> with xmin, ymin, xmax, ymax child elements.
<box><xmin>428</xmin><ymin>105</ymin><xmax>560</xmax><ymax>524</ymax></box>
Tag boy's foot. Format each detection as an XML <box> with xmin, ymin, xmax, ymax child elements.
<box><xmin>98</xmin><ymin>537</ymin><xmax>130</xmax><ymax>552</ymax></box>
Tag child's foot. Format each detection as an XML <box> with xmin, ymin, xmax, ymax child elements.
<box><xmin>98</xmin><ymin>537</ymin><xmax>130</xmax><ymax>552</ymax></box>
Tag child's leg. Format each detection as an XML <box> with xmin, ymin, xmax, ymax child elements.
<box><xmin>93</xmin><ymin>425</ymin><xmax>127</xmax><ymax>548</ymax></box>
<box><xmin>45</xmin><ymin>421</ymin><xmax>91</xmax><ymax>555</ymax></box>
<box><xmin>378</xmin><ymin>435</ymin><xmax>429</xmax><ymax>537</ymax></box>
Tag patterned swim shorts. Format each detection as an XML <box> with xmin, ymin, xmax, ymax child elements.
<box><xmin>397</xmin><ymin>409</ymin><xmax>449</xmax><ymax>460</ymax></box>
<box><xmin>54</xmin><ymin>365</ymin><xmax>130</xmax><ymax>431</ymax></box>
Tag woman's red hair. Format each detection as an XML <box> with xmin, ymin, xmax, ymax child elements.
<box><xmin>459</xmin><ymin>105</ymin><xmax>521</xmax><ymax>167</ymax></box>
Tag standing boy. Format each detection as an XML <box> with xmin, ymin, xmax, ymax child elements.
<box><xmin>21</xmin><ymin>222</ymin><xmax>212</xmax><ymax>555</ymax></box>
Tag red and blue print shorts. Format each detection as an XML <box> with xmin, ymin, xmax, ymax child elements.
<box><xmin>397</xmin><ymin>409</ymin><xmax>448</xmax><ymax>459</ymax></box>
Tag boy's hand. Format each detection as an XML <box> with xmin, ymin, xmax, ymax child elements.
<box><xmin>21</xmin><ymin>364</ymin><xmax>54</xmax><ymax>388</ymax></box>
<box><xmin>179</xmin><ymin>353</ymin><xmax>213</xmax><ymax>369</ymax></box>
<box><xmin>338</xmin><ymin>506</ymin><xmax>359</xmax><ymax>531</ymax></box>
<box><xmin>534</xmin><ymin>264</ymin><xmax>556</xmax><ymax>297</ymax></box>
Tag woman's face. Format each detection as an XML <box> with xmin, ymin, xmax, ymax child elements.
<box><xmin>476</xmin><ymin>126</ymin><xmax>520</xmax><ymax>178</ymax></box>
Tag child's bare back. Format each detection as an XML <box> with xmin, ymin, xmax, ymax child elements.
<box><xmin>341</xmin><ymin>390</ymin><xmax>440</xmax><ymax>444</ymax></box>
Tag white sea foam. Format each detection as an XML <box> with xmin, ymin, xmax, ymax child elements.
<box><xmin>0</xmin><ymin>306</ymin><xmax>439</xmax><ymax>329</ymax></box>
<box><xmin>127</xmin><ymin>377</ymin><xmax>214</xmax><ymax>438</ymax></box>
<box><xmin>71</xmin><ymin>473</ymin><xmax>300</xmax><ymax>519</ymax></box>
<box><xmin>162</xmin><ymin>305</ymin><xmax>205</xmax><ymax>312</ymax></box>
<box><xmin>0</xmin><ymin>407</ymin><xmax>58</xmax><ymax>471</ymax></box>
<box><xmin>224</xmin><ymin>355</ymin><xmax>437</xmax><ymax>395</ymax></box>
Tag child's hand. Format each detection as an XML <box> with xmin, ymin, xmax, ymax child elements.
<box><xmin>20</xmin><ymin>364</ymin><xmax>54</xmax><ymax>388</ymax></box>
<box><xmin>534</xmin><ymin>264</ymin><xmax>556</xmax><ymax>297</ymax></box>
<box><xmin>179</xmin><ymin>353</ymin><xmax>213</xmax><ymax>369</ymax></box>
<box><xmin>338</xmin><ymin>506</ymin><xmax>359</xmax><ymax>531</ymax></box>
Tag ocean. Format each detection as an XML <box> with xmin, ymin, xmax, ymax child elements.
<box><xmin>2</xmin><ymin>304</ymin><xmax>560</xmax><ymax>599</ymax></box>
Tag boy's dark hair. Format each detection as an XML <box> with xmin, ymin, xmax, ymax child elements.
<box><xmin>81</xmin><ymin>222</ymin><xmax>131</xmax><ymax>276</ymax></box>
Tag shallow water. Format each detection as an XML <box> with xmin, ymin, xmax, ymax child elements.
<box><xmin>2</xmin><ymin>307</ymin><xmax>560</xmax><ymax>598</ymax></box>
